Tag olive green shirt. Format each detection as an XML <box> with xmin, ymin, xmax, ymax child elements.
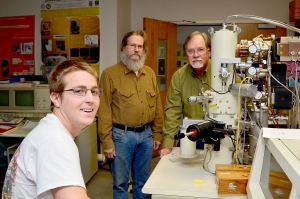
<box><xmin>98</xmin><ymin>62</ymin><xmax>164</xmax><ymax>150</ymax></box>
<box><xmin>162</xmin><ymin>60</ymin><xmax>211</xmax><ymax>149</ymax></box>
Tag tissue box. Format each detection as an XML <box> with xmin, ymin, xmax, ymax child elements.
<box><xmin>215</xmin><ymin>164</ymin><xmax>251</xmax><ymax>195</ymax></box>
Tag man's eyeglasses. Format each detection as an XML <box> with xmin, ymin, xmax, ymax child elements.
<box><xmin>186</xmin><ymin>48</ymin><xmax>208</xmax><ymax>56</ymax></box>
<box><xmin>127</xmin><ymin>43</ymin><xmax>144</xmax><ymax>50</ymax></box>
<box><xmin>61</xmin><ymin>87</ymin><xmax>104</xmax><ymax>96</ymax></box>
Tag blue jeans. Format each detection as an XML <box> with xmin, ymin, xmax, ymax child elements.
<box><xmin>111</xmin><ymin>125</ymin><xmax>153</xmax><ymax>199</ymax></box>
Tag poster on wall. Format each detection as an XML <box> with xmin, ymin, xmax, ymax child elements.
<box><xmin>41</xmin><ymin>0</ymin><xmax>99</xmax><ymax>9</ymax></box>
<box><xmin>40</xmin><ymin>16</ymin><xmax>100</xmax><ymax>64</ymax></box>
<box><xmin>0</xmin><ymin>15</ymin><xmax>35</xmax><ymax>78</ymax></box>
<box><xmin>40</xmin><ymin>0</ymin><xmax>100</xmax><ymax>74</ymax></box>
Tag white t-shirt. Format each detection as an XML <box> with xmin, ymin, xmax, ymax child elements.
<box><xmin>2</xmin><ymin>114</ymin><xmax>85</xmax><ymax>199</ymax></box>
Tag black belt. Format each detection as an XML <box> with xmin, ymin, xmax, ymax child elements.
<box><xmin>113</xmin><ymin>123</ymin><xmax>149</xmax><ymax>132</ymax></box>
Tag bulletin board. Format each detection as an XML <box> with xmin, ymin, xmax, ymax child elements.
<box><xmin>41</xmin><ymin>16</ymin><xmax>99</xmax><ymax>64</ymax></box>
<box><xmin>40</xmin><ymin>1</ymin><xmax>100</xmax><ymax>74</ymax></box>
<box><xmin>0</xmin><ymin>15</ymin><xmax>35</xmax><ymax>78</ymax></box>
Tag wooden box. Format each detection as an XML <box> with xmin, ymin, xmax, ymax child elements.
<box><xmin>290</xmin><ymin>0</ymin><xmax>300</xmax><ymax>22</ymax></box>
<box><xmin>216</xmin><ymin>170</ymin><xmax>249</xmax><ymax>194</ymax></box>
<box><xmin>216</xmin><ymin>164</ymin><xmax>251</xmax><ymax>172</ymax></box>
<box><xmin>215</xmin><ymin>164</ymin><xmax>251</xmax><ymax>194</ymax></box>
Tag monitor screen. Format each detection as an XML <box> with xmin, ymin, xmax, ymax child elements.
<box><xmin>15</xmin><ymin>90</ymin><xmax>34</xmax><ymax>106</ymax></box>
<box><xmin>0</xmin><ymin>90</ymin><xmax>9</xmax><ymax>106</ymax></box>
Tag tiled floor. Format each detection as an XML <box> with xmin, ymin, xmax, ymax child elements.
<box><xmin>0</xmin><ymin>156</ymin><xmax>160</xmax><ymax>198</ymax></box>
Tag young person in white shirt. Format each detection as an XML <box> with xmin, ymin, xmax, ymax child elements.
<box><xmin>2</xmin><ymin>60</ymin><xmax>101</xmax><ymax>199</ymax></box>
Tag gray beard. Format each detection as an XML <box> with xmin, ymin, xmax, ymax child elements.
<box><xmin>120</xmin><ymin>50</ymin><xmax>146</xmax><ymax>71</ymax></box>
<box><xmin>192</xmin><ymin>62</ymin><xmax>203</xmax><ymax>69</ymax></box>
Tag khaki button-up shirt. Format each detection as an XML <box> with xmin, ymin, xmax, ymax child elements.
<box><xmin>98</xmin><ymin>62</ymin><xmax>164</xmax><ymax>150</ymax></box>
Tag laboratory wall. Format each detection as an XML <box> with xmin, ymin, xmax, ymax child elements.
<box><xmin>0</xmin><ymin>0</ymin><xmax>294</xmax><ymax>74</ymax></box>
<box><xmin>131</xmin><ymin>0</ymin><xmax>292</xmax><ymax>30</ymax></box>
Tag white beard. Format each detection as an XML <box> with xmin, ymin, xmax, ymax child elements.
<box><xmin>120</xmin><ymin>51</ymin><xmax>146</xmax><ymax>71</ymax></box>
<box><xmin>192</xmin><ymin>62</ymin><xmax>203</xmax><ymax>69</ymax></box>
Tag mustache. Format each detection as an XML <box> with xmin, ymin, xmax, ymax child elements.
<box><xmin>130</xmin><ymin>53</ymin><xmax>141</xmax><ymax>58</ymax></box>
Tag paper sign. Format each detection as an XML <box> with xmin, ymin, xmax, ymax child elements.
<box><xmin>262</xmin><ymin>128</ymin><xmax>300</xmax><ymax>140</ymax></box>
<box><xmin>0</xmin><ymin>125</ymin><xmax>12</xmax><ymax>130</ymax></box>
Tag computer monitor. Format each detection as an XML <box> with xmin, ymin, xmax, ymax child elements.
<box><xmin>247</xmin><ymin>128</ymin><xmax>300</xmax><ymax>199</ymax></box>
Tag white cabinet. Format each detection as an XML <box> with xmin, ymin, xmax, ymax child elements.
<box><xmin>74</xmin><ymin>121</ymin><xmax>98</xmax><ymax>184</ymax></box>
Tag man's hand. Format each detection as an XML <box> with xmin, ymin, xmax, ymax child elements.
<box><xmin>159</xmin><ymin>147</ymin><xmax>172</xmax><ymax>158</ymax></box>
<box><xmin>153</xmin><ymin>141</ymin><xmax>161</xmax><ymax>150</ymax></box>
<box><xmin>104</xmin><ymin>148</ymin><xmax>116</xmax><ymax>159</ymax></box>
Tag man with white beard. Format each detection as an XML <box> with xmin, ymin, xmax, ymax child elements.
<box><xmin>98</xmin><ymin>30</ymin><xmax>164</xmax><ymax>199</ymax></box>
<box><xmin>159</xmin><ymin>31</ymin><xmax>212</xmax><ymax>157</ymax></box>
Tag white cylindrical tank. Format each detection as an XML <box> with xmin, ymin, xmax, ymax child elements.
<box><xmin>179</xmin><ymin>127</ymin><xmax>197</xmax><ymax>158</ymax></box>
<box><xmin>210</xmin><ymin>29</ymin><xmax>238</xmax><ymax>92</ymax></box>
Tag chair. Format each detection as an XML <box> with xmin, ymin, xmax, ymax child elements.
<box><xmin>4</xmin><ymin>143</ymin><xmax>20</xmax><ymax>164</ymax></box>
<box><xmin>0</xmin><ymin>141</ymin><xmax>20</xmax><ymax>166</ymax></box>
<box><xmin>0</xmin><ymin>141</ymin><xmax>7</xmax><ymax>167</ymax></box>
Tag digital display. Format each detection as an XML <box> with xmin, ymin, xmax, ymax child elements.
<box><xmin>0</xmin><ymin>90</ymin><xmax>9</xmax><ymax>106</ymax></box>
<box><xmin>15</xmin><ymin>90</ymin><xmax>34</xmax><ymax>106</ymax></box>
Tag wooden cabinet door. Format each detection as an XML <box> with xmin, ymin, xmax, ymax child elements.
<box><xmin>143</xmin><ymin>18</ymin><xmax>177</xmax><ymax>157</ymax></box>
<box><xmin>143</xmin><ymin>18</ymin><xmax>178</xmax><ymax>110</ymax></box>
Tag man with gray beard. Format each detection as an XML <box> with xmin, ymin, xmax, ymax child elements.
<box><xmin>98</xmin><ymin>30</ymin><xmax>164</xmax><ymax>199</ymax></box>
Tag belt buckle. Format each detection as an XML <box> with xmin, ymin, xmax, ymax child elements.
<box><xmin>134</xmin><ymin>126</ymin><xmax>143</xmax><ymax>132</ymax></box>
<box><xmin>134</xmin><ymin>126</ymin><xmax>141</xmax><ymax>132</ymax></box>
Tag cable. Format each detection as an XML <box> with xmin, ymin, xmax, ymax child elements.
<box><xmin>206</xmin><ymin>115</ymin><xmax>224</xmax><ymax>124</ymax></box>
<box><xmin>203</xmin><ymin>82</ymin><xmax>229</xmax><ymax>94</ymax></box>
<box><xmin>248</xmin><ymin>133</ymin><xmax>258</xmax><ymax>142</ymax></box>
<box><xmin>268</xmin><ymin>69</ymin><xmax>300</xmax><ymax>129</ymax></box>
<box><xmin>235</xmin><ymin>76</ymin><xmax>253</xmax><ymax>165</ymax></box>
<box><xmin>295</xmin><ymin>63</ymin><xmax>300</xmax><ymax>127</ymax></box>
<box><xmin>239</xmin><ymin>98</ymin><xmax>248</xmax><ymax>164</ymax></box>
<box><xmin>224</xmin><ymin>14</ymin><xmax>300</xmax><ymax>128</ymax></box>
<box><xmin>268</xmin><ymin>70</ymin><xmax>299</xmax><ymax>104</ymax></box>
<box><xmin>203</xmin><ymin>148</ymin><xmax>215</xmax><ymax>175</ymax></box>
<box><xmin>224</xmin><ymin>15</ymin><xmax>300</xmax><ymax>34</ymax></box>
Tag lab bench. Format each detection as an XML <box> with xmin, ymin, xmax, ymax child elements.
<box><xmin>142</xmin><ymin>147</ymin><xmax>248</xmax><ymax>199</ymax></box>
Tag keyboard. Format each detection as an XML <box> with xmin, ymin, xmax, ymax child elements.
<box><xmin>0</xmin><ymin>117</ymin><xmax>24</xmax><ymax>124</ymax></box>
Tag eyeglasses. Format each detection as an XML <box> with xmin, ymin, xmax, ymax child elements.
<box><xmin>186</xmin><ymin>48</ymin><xmax>208</xmax><ymax>56</ymax></box>
<box><xmin>61</xmin><ymin>87</ymin><xmax>104</xmax><ymax>96</ymax></box>
<box><xmin>127</xmin><ymin>43</ymin><xmax>144</xmax><ymax>50</ymax></box>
